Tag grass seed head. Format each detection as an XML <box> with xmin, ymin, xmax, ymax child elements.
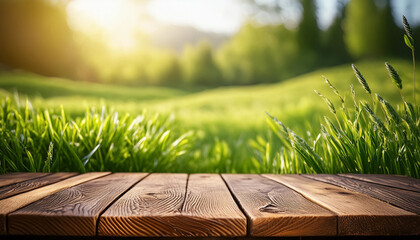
<box><xmin>314</xmin><ymin>90</ymin><xmax>336</xmax><ymax>114</ymax></box>
<box><xmin>376</xmin><ymin>94</ymin><xmax>400</xmax><ymax>124</ymax></box>
<box><xmin>352</xmin><ymin>64</ymin><xmax>371</xmax><ymax>94</ymax></box>
<box><xmin>385</xmin><ymin>62</ymin><xmax>402</xmax><ymax>90</ymax></box>
<box><xmin>323</xmin><ymin>75</ymin><xmax>344</xmax><ymax>104</ymax></box>
<box><xmin>402</xmin><ymin>15</ymin><xmax>413</xmax><ymax>39</ymax></box>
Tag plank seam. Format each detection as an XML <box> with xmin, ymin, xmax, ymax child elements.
<box><xmin>0</xmin><ymin>173</ymin><xmax>52</xmax><ymax>188</ymax></box>
<box><xmin>338</xmin><ymin>174</ymin><xmax>420</xmax><ymax>194</ymax></box>
<box><xmin>303</xmin><ymin>174</ymin><xmax>420</xmax><ymax>216</ymax></box>
<box><xmin>260</xmin><ymin>174</ymin><xmax>339</xmax><ymax>236</ymax></box>
<box><xmin>179</xmin><ymin>173</ymin><xmax>189</xmax><ymax>213</ymax></box>
<box><xmin>4</xmin><ymin>172</ymin><xmax>110</xmax><ymax>235</ymax></box>
<box><xmin>0</xmin><ymin>173</ymin><xmax>77</xmax><ymax>201</ymax></box>
<box><xmin>220</xmin><ymin>174</ymin><xmax>250</xmax><ymax>237</ymax></box>
<box><xmin>95</xmin><ymin>173</ymin><xmax>150</xmax><ymax>236</ymax></box>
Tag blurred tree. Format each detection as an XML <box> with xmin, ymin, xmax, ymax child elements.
<box><xmin>380</xmin><ymin>0</ymin><xmax>403</xmax><ymax>56</ymax></box>
<box><xmin>343</xmin><ymin>0</ymin><xmax>401</xmax><ymax>59</ymax></box>
<box><xmin>217</xmin><ymin>23</ymin><xmax>298</xmax><ymax>85</ymax></box>
<box><xmin>146</xmin><ymin>51</ymin><xmax>181</xmax><ymax>86</ymax></box>
<box><xmin>297</xmin><ymin>0</ymin><xmax>320</xmax><ymax>53</ymax></box>
<box><xmin>322</xmin><ymin>1</ymin><xmax>351</xmax><ymax>65</ymax></box>
<box><xmin>181</xmin><ymin>41</ymin><xmax>222</xmax><ymax>86</ymax></box>
<box><xmin>0</xmin><ymin>0</ymin><xmax>80</xmax><ymax>79</ymax></box>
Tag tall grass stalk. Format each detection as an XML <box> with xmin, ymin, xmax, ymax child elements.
<box><xmin>261</xmin><ymin>16</ymin><xmax>419</xmax><ymax>178</ymax></box>
<box><xmin>403</xmin><ymin>15</ymin><xmax>416</xmax><ymax>105</ymax></box>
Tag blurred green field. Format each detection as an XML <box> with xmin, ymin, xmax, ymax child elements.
<box><xmin>1</xmin><ymin>59</ymin><xmax>419</xmax><ymax>172</ymax></box>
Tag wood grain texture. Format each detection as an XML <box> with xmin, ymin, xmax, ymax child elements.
<box><xmin>8</xmin><ymin>173</ymin><xmax>146</xmax><ymax>236</ymax></box>
<box><xmin>0</xmin><ymin>173</ymin><xmax>77</xmax><ymax>199</ymax></box>
<box><xmin>264</xmin><ymin>174</ymin><xmax>420</xmax><ymax>236</ymax></box>
<box><xmin>222</xmin><ymin>174</ymin><xmax>336</xmax><ymax>236</ymax></box>
<box><xmin>181</xmin><ymin>174</ymin><xmax>246</xmax><ymax>236</ymax></box>
<box><xmin>0</xmin><ymin>173</ymin><xmax>50</xmax><ymax>188</ymax></box>
<box><xmin>339</xmin><ymin>174</ymin><xmax>420</xmax><ymax>193</ymax></box>
<box><xmin>100</xmin><ymin>174</ymin><xmax>246</xmax><ymax>237</ymax></box>
<box><xmin>304</xmin><ymin>174</ymin><xmax>420</xmax><ymax>215</ymax></box>
<box><xmin>0</xmin><ymin>172</ymin><xmax>110</xmax><ymax>235</ymax></box>
<box><xmin>99</xmin><ymin>173</ymin><xmax>190</xmax><ymax>237</ymax></box>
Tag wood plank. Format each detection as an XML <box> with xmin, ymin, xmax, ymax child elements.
<box><xmin>0</xmin><ymin>172</ymin><xmax>77</xmax><ymax>199</ymax></box>
<box><xmin>181</xmin><ymin>174</ymin><xmax>246</xmax><ymax>236</ymax></box>
<box><xmin>0</xmin><ymin>172</ymin><xmax>110</xmax><ymax>235</ymax></box>
<box><xmin>263</xmin><ymin>174</ymin><xmax>420</xmax><ymax>236</ymax></box>
<box><xmin>100</xmin><ymin>174</ymin><xmax>246</xmax><ymax>237</ymax></box>
<box><xmin>98</xmin><ymin>173</ymin><xmax>188</xmax><ymax>237</ymax></box>
<box><xmin>304</xmin><ymin>174</ymin><xmax>420</xmax><ymax>215</ymax></box>
<box><xmin>0</xmin><ymin>173</ymin><xmax>50</xmax><ymax>188</ymax></box>
<box><xmin>8</xmin><ymin>173</ymin><xmax>146</xmax><ymax>236</ymax></box>
<box><xmin>222</xmin><ymin>174</ymin><xmax>336</xmax><ymax>236</ymax></box>
<box><xmin>339</xmin><ymin>174</ymin><xmax>420</xmax><ymax>193</ymax></box>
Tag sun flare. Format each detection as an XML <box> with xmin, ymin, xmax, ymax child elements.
<box><xmin>66</xmin><ymin>0</ymin><xmax>150</xmax><ymax>52</ymax></box>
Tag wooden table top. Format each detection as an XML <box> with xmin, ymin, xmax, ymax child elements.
<box><xmin>0</xmin><ymin>172</ymin><xmax>419</xmax><ymax>237</ymax></box>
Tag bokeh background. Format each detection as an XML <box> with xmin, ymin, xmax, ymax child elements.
<box><xmin>0</xmin><ymin>0</ymin><xmax>419</xmax><ymax>86</ymax></box>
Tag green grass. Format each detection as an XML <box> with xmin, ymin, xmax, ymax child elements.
<box><xmin>264</xmin><ymin>67</ymin><xmax>420</xmax><ymax>177</ymax></box>
<box><xmin>1</xmin><ymin>59</ymin><xmax>419</xmax><ymax>173</ymax></box>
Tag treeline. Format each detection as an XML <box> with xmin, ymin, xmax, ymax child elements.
<box><xmin>0</xmin><ymin>0</ymin><xmax>418</xmax><ymax>86</ymax></box>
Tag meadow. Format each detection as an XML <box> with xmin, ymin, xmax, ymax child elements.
<box><xmin>1</xmin><ymin>59</ymin><xmax>419</xmax><ymax>174</ymax></box>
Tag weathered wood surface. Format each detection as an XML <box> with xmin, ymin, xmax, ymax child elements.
<box><xmin>222</xmin><ymin>174</ymin><xmax>336</xmax><ymax>236</ymax></box>
<box><xmin>339</xmin><ymin>174</ymin><xmax>420</xmax><ymax>193</ymax></box>
<box><xmin>2</xmin><ymin>173</ymin><xmax>420</xmax><ymax>237</ymax></box>
<box><xmin>0</xmin><ymin>173</ymin><xmax>50</xmax><ymax>188</ymax></box>
<box><xmin>304</xmin><ymin>174</ymin><xmax>420</xmax><ymax>214</ymax></box>
<box><xmin>99</xmin><ymin>173</ymin><xmax>187</xmax><ymax>237</ymax></box>
<box><xmin>8</xmin><ymin>173</ymin><xmax>146</xmax><ymax>236</ymax></box>
<box><xmin>99</xmin><ymin>174</ymin><xmax>246</xmax><ymax>237</ymax></box>
<box><xmin>0</xmin><ymin>173</ymin><xmax>77</xmax><ymax>200</ymax></box>
<box><xmin>0</xmin><ymin>172</ymin><xmax>110</xmax><ymax>235</ymax></box>
<box><xmin>181</xmin><ymin>174</ymin><xmax>246</xmax><ymax>236</ymax></box>
<box><xmin>263</xmin><ymin>174</ymin><xmax>420</xmax><ymax>236</ymax></box>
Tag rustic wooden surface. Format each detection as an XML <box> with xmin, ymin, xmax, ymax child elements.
<box><xmin>1</xmin><ymin>173</ymin><xmax>419</xmax><ymax>237</ymax></box>
<box><xmin>222</xmin><ymin>174</ymin><xmax>336</xmax><ymax>236</ymax></box>
<box><xmin>99</xmin><ymin>174</ymin><xmax>246</xmax><ymax>237</ymax></box>
<box><xmin>0</xmin><ymin>173</ymin><xmax>50</xmax><ymax>188</ymax></box>
<box><xmin>99</xmin><ymin>173</ymin><xmax>188</xmax><ymax>237</ymax></box>
<box><xmin>181</xmin><ymin>174</ymin><xmax>246</xmax><ymax>236</ymax></box>
<box><xmin>264</xmin><ymin>174</ymin><xmax>420</xmax><ymax>236</ymax></box>
<box><xmin>304</xmin><ymin>174</ymin><xmax>420</xmax><ymax>214</ymax></box>
<box><xmin>8</xmin><ymin>173</ymin><xmax>146</xmax><ymax>236</ymax></box>
<box><xmin>339</xmin><ymin>174</ymin><xmax>420</xmax><ymax>193</ymax></box>
<box><xmin>0</xmin><ymin>172</ymin><xmax>110</xmax><ymax>234</ymax></box>
<box><xmin>0</xmin><ymin>172</ymin><xmax>77</xmax><ymax>200</ymax></box>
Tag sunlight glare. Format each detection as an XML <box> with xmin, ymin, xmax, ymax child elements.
<box><xmin>67</xmin><ymin>0</ymin><xmax>150</xmax><ymax>52</ymax></box>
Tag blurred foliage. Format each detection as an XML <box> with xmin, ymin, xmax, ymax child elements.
<box><xmin>182</xmin><ymin>41</ymin><xmax>223</xmax><ymax>86</ymax></box>
<box><xmin>0</xmin><ymin>0</ymin><xmax>418</xmax><ymax>87</ymax></box>
<box><xmin>0</xmin><ymin>0</ymin><xmax>81</xmax><ymax>79</ymax></box>
<box><xmin>217</xmin><ymin>23</ymin><xmax>298</xmax><ymax>85</ymax></box>
<box><xmin>343</xmin><ymin>0</ymin><xmax>401</xmax><ymax>59</ymax></box>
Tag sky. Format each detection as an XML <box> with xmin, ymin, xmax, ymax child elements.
<box><xmin>147</xmin><ymin>0</ymin><xmax>420</xmax><ymax>33</ymax></box>
<box><xmin>66</xmin><ymin>0</ymin><xmax>420</xmax><ymax>50</ymax></box>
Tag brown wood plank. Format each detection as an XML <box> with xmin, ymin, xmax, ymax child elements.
<box><xmin>98</xmin><ymin>173</ymin><xmax>188</xmax><ymax>237</ymax></box>
<box><xmin>181</xmin><ymin>174</ymin><xmax>246</xmax><ymax>236</ymax></box>
<box><xmin>0</xmin><ymin>172</ymin><xmax>110</xmax><ymax>235</ymax></box>
<box><xmin>8</xmin><ymin>173</ymin><xmax>146</xmax><ymax>236</ymax></box>
<box><xmin>222</xmin><ymin>174</ymin><xmax>336</xmax><ymax>237</ymax></box>
<box><xmin>263</xmin><ymin>174</ymin><xmax>420</xmax><ymax>236</ymax></box>
<box><xmin>339</xmin><ymin>174</ymin><xmax>420</xmax><ymax>193</ymax></box>
<box><xmin>0</xmin><ymin>173</ymin><xmax>50</xmax><ymax>188</ymax></box>
<box><xmin>0</xmin><ymin>172</ymin><xmax>77</xmax><ymax>199</ymax></box>
<box><xmin>304</xmin><ymin>174</ymin><xmax>420</xmax><ymax>215</ymax></box>
<box><xmin>100</xmin><ymin>174</ymin><xmax>246</xmax><ymax>237</ymax></box>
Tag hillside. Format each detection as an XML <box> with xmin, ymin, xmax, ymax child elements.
<box><xmin>0</xmin><ymin>59</ymin><xmax>418</xmax><ymax>136</ymax></box>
